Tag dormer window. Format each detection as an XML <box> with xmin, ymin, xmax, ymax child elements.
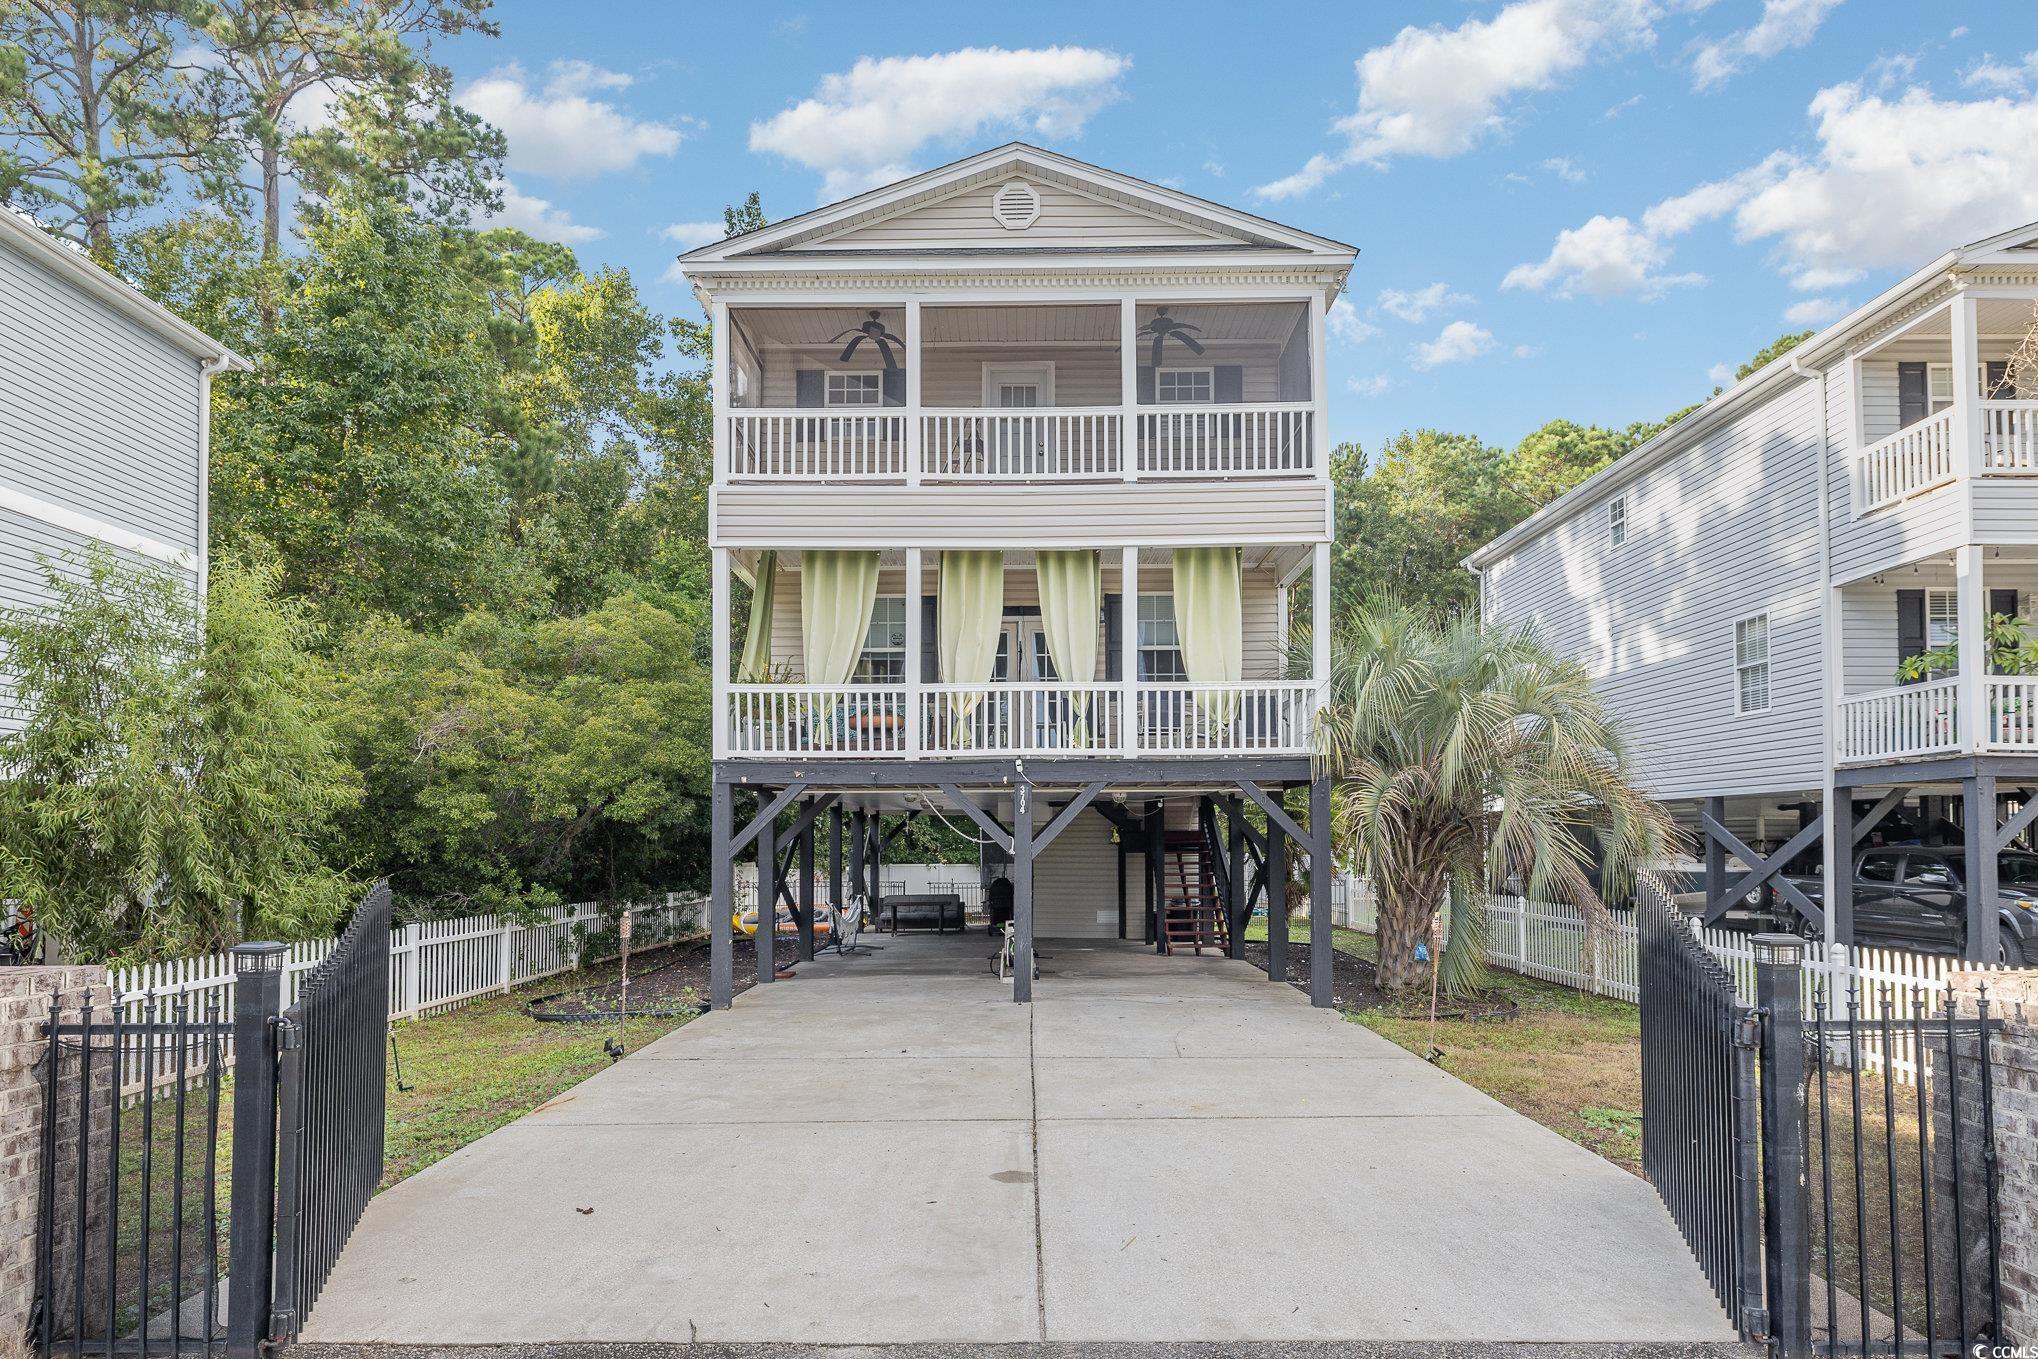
<box><xmin>991</xmin><ymin>179</ymin><xmax>1040</xmax><ymax>231</ymax></box>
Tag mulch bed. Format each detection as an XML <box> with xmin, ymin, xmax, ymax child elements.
<box><xmin>524</xmin><ymin>934</ymin><xmax>801</xmax><ymax>1021</ymax></box>
<box><xmin>1241</xmin><ymin>939</ymin><xmax>1519</xmax><ymax>1022</ymax></box>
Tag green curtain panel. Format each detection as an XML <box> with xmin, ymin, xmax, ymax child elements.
<box><xmin>1035</xmin><ymin>550</ymin><xmax>1100</xmax><ymax>746</ymax></box>
<box><xmin>1173</xmin><ymin>547</ymin><xmax>1242</xmax><ymax>723</ymax></box>
<box><xmin>800</xmin><ymin>550</ymin><xmax>882</xmax><ymax>685</ymax></box>
<box><xmin>940</xmin><ymin>551</ymin><xmax>1004</xmax><ymax>740</ymax></box>
<box><xmin>737</xmin><ymin>550</ymin><xmax>776</xmax><ymax>683</ymax></box>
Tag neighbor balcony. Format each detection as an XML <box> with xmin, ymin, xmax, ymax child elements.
<box><xmin>714</xmin><ymin>300</ymin><xmax>1326</xmax><ymax>487</ymax></box>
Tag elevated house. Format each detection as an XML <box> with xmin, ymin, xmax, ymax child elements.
<box><xmin>0</xmin><ymin>209</ymin><xmax>247</xmax><ymax>727</ymax></box>
<box><xmin>677</xmin><ymin>145</ymin><xmax>1355</xmax><ymax>1004</ymax></box>
<box><xmin>1466</xmin><ymin>223</ymin><xmax>2038</xmax><ymax>962</ymax></box>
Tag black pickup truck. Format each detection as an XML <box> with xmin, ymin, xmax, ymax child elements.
<box><xmin>1792</xmin><ymin>847</ymin><xmax>2038</xmax><ymax>964</ymax></box>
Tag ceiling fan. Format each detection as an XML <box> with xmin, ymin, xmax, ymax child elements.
<box><xmin>831</xmin><ymin>310</ymin><xmax>906</xmax><ymax>369</ymax></box>
<box><xmin>1138</xmin><ymin>307</ymin><xmax>1204</xmax><ymax>369</ymax></box>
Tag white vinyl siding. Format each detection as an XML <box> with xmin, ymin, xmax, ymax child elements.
<box><xmin>1030</xmin><ymin>810</ymin><xmax>1139</xmax><ymax>938</ymax></box>
<box><xmin>793</xmin><ymin>177</ymin><xmax>1235</xmax><ymax>252</ymax></box>
<box><xmin>1735</xmin><ymin>614</ymin><xmax>1771</xmax><ymax>714</ymax></box>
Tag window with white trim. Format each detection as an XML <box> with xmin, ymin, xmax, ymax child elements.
<box><xmin>1137</xmin><ymin>594</ymin><xmax>1187</xmax><ymax>681</ymax></box>
<box><xmin>855</xmin><ymin>596</ymin><xmax>906</xmax><ymax>682</ymax></box>
<box><xmin>1928</xmin><ymin>363</ymin><xmax>1954</xmax><ymax>415</ymax></box>
<box><xmin>1608</xmin><ymin>493</ymin><xmax>1628</xmax><ymax>549</ymax></box>
<box><xmin>1926</xmin><ymin>587</ymin><xmax>1958</xmax><ymax>652</ymax></box>
<box><xmin>826</xmin><ymin>372</ymin><xmax>881</xmax><ymax>407</ymax></box>
<box><xmin>1155</xmin><ymin>368</ymin><xmax>1213</xmax><ymax>404</ymax></box>
<box><xmin>1734</xmin><ymin>613</ymin><xmax>1771</xmax><ymax>714</ymax></box>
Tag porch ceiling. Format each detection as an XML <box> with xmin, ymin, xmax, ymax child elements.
<box><xmin>731</xmin><ymin>301</ymin><xmax>1307</xmax><ymax>349</ymax></box>
<box><xmin>736</xmin><ymin>545</ymin><xmax>1308</xmax><ymax>579</ymax></box>
<box><xmin>1884</xmin><ymin>296</ymin><xmax>2038</xmax><ymax>340</ymax></box>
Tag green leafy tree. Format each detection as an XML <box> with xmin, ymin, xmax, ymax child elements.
<box><xmin>1738</xmin><ymin>330</ymin><xmax>1813</xmax><ymax>381</ymax></box>
<box><xmin>1328</xmin><ymin>431</ymin><xmax>1526</xmax><ymax>615</ymax></box>
<box><xmin>1313</xmin><ymin>602</ymin><xmax>1672</xmax><ymax>994</ymax></box>
<box><xmin>0</xmin><ymin>0</ymin><xmax>218</xmax><ymax>259</ymax></box>
<box><xmin>0</xmin><ymin>549</ymin><xmax>356</xmax><ymax>962</ymax></box>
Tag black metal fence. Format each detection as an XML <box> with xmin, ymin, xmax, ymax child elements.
<box><xmin>1639</xmin><ymin>875</ymin><xmax>2008</xmax><ymax>1358</ymax></box>
<box><xmin>32</xmin><ymin>884</ymin><xmax>392</xmax><ymax>1359</ymax></box>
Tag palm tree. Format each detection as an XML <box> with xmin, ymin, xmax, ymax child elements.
<box><xmin>1311</xmin><ymin>601</ymin><xmax>1673</xmax><ymax>995</ymax></box>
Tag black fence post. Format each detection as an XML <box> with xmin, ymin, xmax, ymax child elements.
<box><xmin>1753</xmin><ymin>932</ymin><xmax>1812</xmax><ymax>1358</ymax></box>
<box><xmin>226</xmin><ymin>941</ymin><xmax>286</xmax><ymax>1359</ymax></box>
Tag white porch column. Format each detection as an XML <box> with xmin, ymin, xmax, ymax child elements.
<box><xmin>1309</xmin><ymin>292</ymin><xmax>1330</xmax><ymax>479</ymax></box>
<box><xmin>1958</xmin><ymin>542</ymin><xmax>1987</xmax><ymax>752</ymax></box>
<box><xmin>711</xmin><ymin>546</ymin><xmax>730</xmax><ymax>760</ymax></box>
<box><xmin>904</xmin><ymin>546</ymin><xmax>923</xmax><ymax>758</ymax></box>
<box><xmin>1120</xmin><ymin>545</ymin><xmax>1139</xmax><ymax>754</ymax></box>
<box><xmin>1120</xmin><ymin>297</ymin><xmax>1139</xmax><ymax>481</ymax></box>
<box><xmin>904</xmin><ymin>299</ymin><xmax>923</xmax><ymax>486</ymax></box>
<box><xmin>711</xmin><ymin>300</ymin><xmax>730</xmax><ymax>481</ymax></box>
<box><xmin>1953</xmin><ymin>289</ymin><xmax>1982</xmax><ymax>484</ymax></box>
<box><xmin>1311</xmin><ymin>541</ymin><xmax>1332</xmax><ymax>699</ymax></box>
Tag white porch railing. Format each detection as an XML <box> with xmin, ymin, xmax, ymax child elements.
<box><xmin>1133</xmin><ymin>681</ymin><xmax>1318</xmax><ymax>755</ymax></box>
<box><xmin>1981</xmin><ymin>400</ymin><xmax>2038</xmax><ymax>473</ymax></box>
<box><xmin>920</xmin><ymin>683</ymin><xmax>1122</xmax><ymax>754</ymax></box>
<box><xmin>1135</xmin><ymin>404</ymin><xmax>1315</xmax><ymax>477</ymax></box>
<box><xmin>723</xmin><ymin>681</ymin><xmax>1317</xmax><ymax>758</ymax></box>
<box><xmin>725</xmin><ymin>412</ymin><xmax>908</xmax><ymax>479</ymax></box>
<box><xmin>1987</xmin><ymin>675</ymin><xmax>2038</xmax><ymax>750</ymax></box>
<box><xmin>1853</xmin><ymin>406</ymin><xmax>1957</xmax><ymax>512</ymax></box>
<box><xmin>1835</xmin><ymin>677</ymin><xmax>1961</xmax><ymax>763</ymax></box>
<box><xmin>920</xmin><ymin>409</ymin><xmax>1123</xmax><ymax>479</ymax></box>
<box><xmin>725</xmin><ymin>684</ymin><xmax>910</xmax><ymax>757</ymax></box>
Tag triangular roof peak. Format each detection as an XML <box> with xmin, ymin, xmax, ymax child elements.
<box><xmin>679</xmin><ymin>143</ymin><xmax>1356</xmax><ymax>265</ymax></box>
<box><xmin>1960</xmin><ymin>220</ymin><xmax>2038</xmax><ymax>266</ymax></box>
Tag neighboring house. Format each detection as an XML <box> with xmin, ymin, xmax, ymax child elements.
<box><xmin>1465</xmin><ymin>222</ymin><xmax>2038</xmax><ymax>961</ymax></box>
<box><xmin>0</xmin><ymin>209</ymin><xmax>248</xmax><ymax>726</ymax></box>
<box><xmin>677</xmin><ymin>144</ymin><xmax>1354</xmax><ymax>1005</ymax></box>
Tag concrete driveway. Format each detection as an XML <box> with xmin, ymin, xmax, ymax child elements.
<box><xmin>301</xmin><ymin>932</ymin><xmax>1737</xmax><ymax>1347</ymax></box>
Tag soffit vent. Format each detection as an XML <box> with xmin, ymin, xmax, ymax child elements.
<box><xmin>991</xmin><ymin>179</ymin><xmax>1041</xmax><ymax>231</ymax></box>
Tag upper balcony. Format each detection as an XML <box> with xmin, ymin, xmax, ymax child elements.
<box><xmin>716</xmin><ymin>300</ymin><xmax>1326</xmax><ymax>487</ymax></box>
<box><xmin>1846</xmin><ymin>290</ymin><xmax>2038</xmax><ymax>515</ymax></box>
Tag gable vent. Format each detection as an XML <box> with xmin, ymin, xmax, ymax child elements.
<box><xmin>991</xmin><ymin>179</ymin><xmax>1041</xmax><ymax>231</ymax></box>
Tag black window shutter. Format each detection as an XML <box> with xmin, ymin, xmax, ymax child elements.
<box><xmin>1214</xmin><ymin>365</ymin><xmax>1244</xmax><ymax>403</ymax></box>
<box><xmin>1987</xmin><ymin>362</ymin><xmax>2012</xmax><ymax>399</ymax></box>
<box><xmin>882</xmin><ymin>368</ymin><xmax>906</xmax><ymax>407</ymax></box>
<box><xmin>1103</xmin><ymin>593</ymin><xmax>1122</xmax><ymax>681</ymax></box>
<box><xmin>1896</xmin><ymin>362</ymin><xmax>1928</xmax><ymax>428</ymax></box>
<box><xmin>1136</xmin><ymin>366</ymin><xmax>1155</xmax><ymax>403</ymax></box>
<box><xmin>921</xmin><ymin>598</ymin><xmax>938</xmax><ymax>682</ymax></box>
<box><xmin>795</xmin><ymin>370</ymin><xmax>823</xmax><ymax>408</ymax></box>
<box><xmin>1897</xmin><ymin>589</ymin><xmax>1927</xmax><ymax>683</ymax></box>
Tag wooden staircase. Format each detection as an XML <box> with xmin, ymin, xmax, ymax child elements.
<box><xmin>1161</xmin><ymin>831</ymin><xmax>1229</xmax><ymax>955</ymax></box>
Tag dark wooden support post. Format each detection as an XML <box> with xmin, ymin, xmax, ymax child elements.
<box><xmin>1146</xmin><ymin>800</ymin><xmax>1166</xmax><ymax>953</ymax></box>
<box><xmin>1013</xmin><ymin>781</ymin><xmax>1035</xmax><ymax>1002</ymax></box>
<box><xmin>1226</xmin><ymin>795</ymin><xmax>1247</xmax><ymax>959</ymax></box>
<box><xmin>1828</xmin><ymin>791</ymin><xmax>1854</xmax><ymax>949</ymax></box>
<box><xmin>848</xmin><ymin>808</ymin><xmax>866</xmax><ymax>916</ymax></box>
<box><xmin>1266</xmin><ymin>816</ymin><xmax>1287</xmax><ymax>983</ymax></box>
<box><xmin>1703</xmin><ymin>796</ymin><xmax>1727</xmax><ymax>919</ymax></box>
<box><xmin>868</xmin><ymin>812</ymin><xmax>883</xmax><ymax>918</ymax></box>
<box><xmin>1308</xmin><ymin>775</ymin><xmax>1334</xmax><ymax>1008</ymax></box>
<box><xmin>829</xmin><ymin>803</ymin><xmax>845</xmax><ymax>918</ymax></box>
<box><xmin>1964</xmin><ymin>772</ymin><xmax>1998</xmax><ymax>962</ymax></box>
<box><xmin>756</xmin><ymin>793</ymin><xmax>776</xmax><ymax>985</ymax></box>
<box><xmin>797</xmin><ymin>807</ymin><xmax>817</xmax><ymax>962</ymax></box>
<box><xmin>710</xmin><ymin>778</ymin><xmax>733</xmax><ymax>1009</ymax></box>
<box><xmin>1116</xmin><ymin>837</ymin><xmax>1128</xmax><ymax>940</ymax></box>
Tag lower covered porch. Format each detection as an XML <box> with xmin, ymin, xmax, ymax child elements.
<box><xmin>705</xmin><ymin>757</ymin><xmax>1338</xmax><ymax>1007</ymax></box>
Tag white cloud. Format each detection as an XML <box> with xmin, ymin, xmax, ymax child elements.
<box><xmin>1691</xmin><ymin>0</ymin><xmax>1845</xmax><ymax>90</ymax></box>
<box><xmin>1348</xmin><ymin>374</ymin><xmax>1395</xmax><ymax>396</ymax></box>
<box><xmin>1413</xmin><ymin>320</ymin><xmax>1496</xmax><ymax>368</ymax></box>
<box><xmin>490</xmin><ymin>182</ymin><xmax>603</xmax><ymax>244</ymax></box>
<box><xmin>1202</xmin><ymin>159</ymin><xmax>1226</xmax><ymax>178</ymax></box>
<box><xmin>1791</xmin><ymin>263</ymin><xmax>1864</xmax><ymax>291</ymax></box>
<box><xmin>1502</xmin><ymin>214</ymin><xmax>1706</xmax><ymax>298</ymax></box>
<box><xmin>1326</xmin><ymin>298</ymin><xmax>1379</xmax><ymax>344</ymax></box>
<box><xmin>1784</xmin><ymin>296</ymin><xmax>1847</xmax><ymax>326</ymax></box>
<box><xmin>461</xmin><ymin>61</ymin><xmax>687</xmax><ymax>180</ymax></box>
<box><xmin>1513</xmin><ymin>343</ymin><xmax>1543</xmax><ymax>358</ymax></box>
<box><xmin>749</xmin><ymin>47</ymin><xmax>1129</xmax><ymax>200</ymax></box>
<box><xmin>1255</xmin><ymin>0</ymin><xmax>1660</xmax><ymax>198</ymax></box>
<box><xmin>660</xmin><ymin>221</ymin><xmax>726</xmax><ymax>248</ymax></box>
<box><xmin>1543</xmin><ymin>155</ymin><xmax>1587</xmax><ymax>183</ymax></box>
<box><xmin>1707</xmin><ymin>360</ymin><xmax>1736</xmax><ymax>386</ymax></box>
<box><xmin>1962</xmin><ymin>51</ymin><xmax>2038</xmax><ymax>93</ymax></box>
<box><xmin>1605</xmin><ymin>93</ymin><xmax>1645</xmax><ymax>118</ymax></box>
<box><xmin>1375</xmin><ymin>281</ymin><xmax>1474</xmax><ymax>322</ymax></box>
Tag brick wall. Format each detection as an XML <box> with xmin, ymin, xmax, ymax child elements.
<box><xmin>0</xmin><ymin>967</ymin><xmax>109</xmax><ymax>1352</ymax></box>
<box><xmin>1934</xmin><ymin>970</ymin><xmax>2038</xmax><ymax>1346</ymax></box>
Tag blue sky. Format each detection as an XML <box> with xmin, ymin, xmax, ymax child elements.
<box><xmin>433</xmin><ymin>0</ymin><xmax>2038</xmax><ymax>460</ymax></box>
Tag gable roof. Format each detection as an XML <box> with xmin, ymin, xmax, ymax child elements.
<box><xmin>0</xmin><ymin>208</ymin><xmax>250</xmax><ymax>370</ymax></box>
<box><xmin>678</xmin><ymin>143</ymin><xmax>1356</xmax><ymax>265</ymax></box>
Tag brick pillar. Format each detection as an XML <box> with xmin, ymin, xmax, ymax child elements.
<box><xmin>1931</xmin><ymin>970</ymin><xmax>2038</xmax><ymax>1345</ymax></box>
<box><xmin>1</xmin><ymin>965</ymin><xmax>111</xmax><ymax>1350</ymax></box>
